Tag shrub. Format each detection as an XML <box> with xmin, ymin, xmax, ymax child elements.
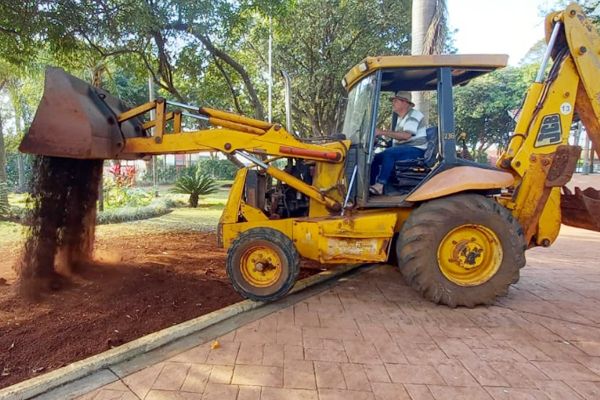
<box><xmin>108</xmin><ymin>163</ymin><xmax>136</xmax><ymax>187</ymax></box>
<box><xmin>171</xmin><ymin>167</ymin><xmax>219</xmax><ymax>207</ymax></box>
<box><xmin>97</xmin><ymin>198</ymin><xmax>176</xmax><ymax>225</ymax></box>
<box><xmin>198</xmin><ymin>159</ymin><xmax>238</xmax><ymax>180</ymax></box>
<box><xmin>103</xmin><ymin>179</ymin><xmax>153</xmax><ymax>209</ymax></box>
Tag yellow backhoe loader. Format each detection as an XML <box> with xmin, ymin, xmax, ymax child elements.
<box><xmin>19</xmin><ymin>3</ymin><xmax>600</xmax><ymax>307</ymax></box>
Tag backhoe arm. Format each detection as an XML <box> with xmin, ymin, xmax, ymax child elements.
<box><xmin>497</xmin><ymin>3</ymin><xmax>600</xmax><ymax>246</ymax></box>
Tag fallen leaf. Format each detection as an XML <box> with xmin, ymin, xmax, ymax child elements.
<box><xmin>211</xmin><ymin>340</ymin><xmax>220</xmax><ymax>350</ymax></box>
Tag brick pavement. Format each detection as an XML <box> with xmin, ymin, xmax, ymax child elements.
<box><xmin>78</xmin><ymin>226</ymin><xmax>600</xmax><ymax>400</ymax></box>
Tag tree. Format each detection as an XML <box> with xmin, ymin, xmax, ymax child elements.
<box><xmin>0</xmin><ymin>62</ymin><xmax>12</xmax><ymax>219</ymax></box>
<box><xmin>453</xmin><ymin>65</ymin><xmax>536</xmax><ymax>161</ymax></box>
<box><xmin>270</xmin><ymin>0</ymin><xmax>412</xmax><ymax>136</ymax></box>
<box><xmin>0</xmin><ymin>108</ymin><xmax>8</xmax><ymax>219</ymax></box>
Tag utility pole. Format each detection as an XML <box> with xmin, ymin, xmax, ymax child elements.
<box><xmin>149</xmin><ymin>75</ymin><xmax>159</xmax><ymax>197</ymax></box>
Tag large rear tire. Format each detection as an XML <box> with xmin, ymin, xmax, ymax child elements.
<box><xmin>227</xmin><ymin>228</ymin><xmax>300</xmax><ymax>302</ymax></box>
<box><xmin>396</xmin><ymin>194</ymin><xmax>526</xmax><ymax>307</ymax></box>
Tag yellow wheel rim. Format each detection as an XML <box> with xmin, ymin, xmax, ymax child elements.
<box><xmin>437</xmin><ymin>224</ymin><xmax>503</xmax><ymax>286</ymax></box>
<box><xmin>240</xmin><ymin>245</ymin><xmax>282</xmax><ymax>288</ymax></box>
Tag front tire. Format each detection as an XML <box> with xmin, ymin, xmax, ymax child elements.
<box><xmin>226</xmin><ymin>228</ymin><xmax>300</xmax><ymax>302</ymax></box>
<box><xmin>397</xmin><ymin>194</ymin><xmax>526</xmax><ymax>307</ymax></box>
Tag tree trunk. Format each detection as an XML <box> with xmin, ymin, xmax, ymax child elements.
<box><xmin>411</xmin><ymin>0</ymin><xmax>446</xmax><ymax>124</ymax></box>
<box><xmin>17</xmin><ymin>154</ymin><xmax>25</xmax><ymax>192</ymax></box>
<box><xmin>9</xmin><ymin>85</ymin><xmax>26</xmax><ymax>192</ymax></box>
<box><xmin>0</xmin><ymin>112</ymin><xmax>8</xmax><ymax>219</ymax></box>
<box><xmin>189</xmin><ymin>193</ymin><xmax>199</xmax><ymax>208</ymax></box>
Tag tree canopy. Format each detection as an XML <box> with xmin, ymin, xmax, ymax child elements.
<box><xmin>0</xmin><ymin>0</ymin><xmax>582</xmax><ymax>183</ymax></box>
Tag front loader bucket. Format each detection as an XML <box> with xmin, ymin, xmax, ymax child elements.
<box><xmin>561</xmin><ymin>186</ymin><xmax>600</xmax><ymax>232</ymax></box>
<box><xmin>20</xmin><ymin>67</ymin><xmax>145</xmax><ymax>159</ymax></box>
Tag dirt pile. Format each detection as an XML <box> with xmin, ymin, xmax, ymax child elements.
<box><xmin>18</xmin><ymin>156</ymin><xmax>102</xmax><ymax>297</ymax></box>
<box><xmin>0</xmin><ymin>232</ymin><xmax>244</xmax><ymax>388</ymax></box>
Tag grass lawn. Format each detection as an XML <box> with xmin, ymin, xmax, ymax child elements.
<box><xmin>1</xmin><ymin>186</ymin><xmax>230</xmax><ymax>244</ymax></box>
<box><xmin>98</xmin><ymin>207</ymin><xmax>224</xmax><ymax>237</ymax></box>
<box><xmin>0</xmin><ymin>221</ymin><xmax>24</xmax><ymax>246</ymax></box>
<box><xmin>7</xmin><ymin>193</ymin><xmax>29</xmax><ymax>208</ymax></box>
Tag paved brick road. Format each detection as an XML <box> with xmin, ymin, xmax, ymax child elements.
<box><xmin>78</xmin><ymin>226</ymin><xmax>600</xmax><ymax>400</ymax></box>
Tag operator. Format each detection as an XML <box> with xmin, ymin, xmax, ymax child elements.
<box><xmin>369</xmin><ymin>91</ymin><xmax>427</xmax><ymax>195</ymax></box>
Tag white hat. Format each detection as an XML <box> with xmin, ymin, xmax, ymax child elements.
<box><xmin>390</xmin><ymin>91</ymin><xmax>414</xmax><ymax>106</ymax></box>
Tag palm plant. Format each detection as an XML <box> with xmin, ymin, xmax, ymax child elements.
<box><xmin>171</xmin><ymin>167</ymin><xmax>219</xmax><ymax>208</ymax></box>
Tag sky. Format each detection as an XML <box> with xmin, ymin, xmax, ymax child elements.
<box><xmin>447</xmin><ymin>0</ymin><xmax>555</xmax><ymax>65</ymax></box>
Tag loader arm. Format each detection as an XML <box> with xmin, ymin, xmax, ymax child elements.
<box><xmin>118</xmin><ymin>102</ymin><xmax>347</xmax><ymax>212</ymax></box>
<box><xmin>497</xmin><ymin>3</ymin><xmax>600</xmax><ymax>246</ymax></box>
<box><xmin>19</xmin><ymin>67</ymin><xmax>348</xmax><ymax>212</ymax></box>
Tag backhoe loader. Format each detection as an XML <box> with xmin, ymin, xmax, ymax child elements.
<box><xmin>19</xmin><ymin>3</ymin><xmax>600</xmax><ymax>307</ymax></box>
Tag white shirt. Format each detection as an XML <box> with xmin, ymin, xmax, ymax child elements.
<box><xmin>394</xmin><ymin>108</ymin><xmax>427</xmax><ymax>150</ymax></box>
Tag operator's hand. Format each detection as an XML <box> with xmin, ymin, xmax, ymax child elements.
<box><xmin>375</xmin><ymin>128</ymin><xmax>385</xmax><ymax>137</ymax></box>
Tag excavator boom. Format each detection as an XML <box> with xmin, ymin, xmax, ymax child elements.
<box><xmin>497</xmin><ymin>3</ymin><xmax>600</xmax><ymax>241</ymax></box>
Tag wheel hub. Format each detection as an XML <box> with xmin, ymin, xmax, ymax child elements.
<box><xmin>437</xmin><ymin>224</ymin><xmax>503</xmax><ymax>286</ymax></box>
<box><xmin>240</xmin><ymin>246</ymin><xmax>282</xmax><ymax>287</ymax></box>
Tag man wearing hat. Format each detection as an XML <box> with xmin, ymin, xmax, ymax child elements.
<box><xmin>369</xmin><ymin>91</ymin><xmax>427</xmax><ymax>195</ymax></box>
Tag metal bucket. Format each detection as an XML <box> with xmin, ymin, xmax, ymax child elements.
<box><xmin>561</xmin><ymin>186</ymin><xmax>600</xmax><ymax>232</ymax></box>
<box><xmin>19</xmin><ymin>67</ymin><xmax>146</xmax><ymax>159</ymax></box>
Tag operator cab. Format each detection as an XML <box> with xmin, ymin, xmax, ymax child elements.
<box><xmin>340</xmin><ymin>55</ymin><xmax>508</xmax><ymax>208</ymax></box>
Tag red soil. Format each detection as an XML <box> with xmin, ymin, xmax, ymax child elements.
<box><xmin>0</xmin><ymin>231</ymin><xmax>320</xmax><ymax>389</ymax></box>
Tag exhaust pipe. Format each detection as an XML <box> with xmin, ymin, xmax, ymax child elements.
<box><xmin>281</xmin><ymin>70</ymin><xmax>293</xmax><ymax>134</ymax></box>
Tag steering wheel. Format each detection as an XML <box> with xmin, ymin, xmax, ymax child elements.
<box><xmin>374</xmin><ymin>135</ymin><xmax>392</xmax><ymax>149</ymax></box>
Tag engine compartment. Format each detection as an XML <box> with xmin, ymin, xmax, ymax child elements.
<box><xmin>244</xmin><ymin>159</ymin><xmax>313</xmax><ymax>219</ymax></box>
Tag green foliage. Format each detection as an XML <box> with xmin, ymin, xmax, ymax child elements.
<box><xmin>103</xmin><ymin>179</ymin><xmax>153</xmax><ymax>209</ymax></box>
<box><xmin>171</xmin><ymin>167</ymin><xmax>219</xmax><ymax>207</ymax></box>
<box><xmin>97</xmin><ymin>198</ymin><xmax>176</xmax><ymax>225</ymax></box>
<box><xmin>197</xmin><ymin>158</ymin><xmax>238</xmax><ymax>180</ymax></box>
<box><xmin>270</xmin><ymin>0</ymin><xmax>412</xmax><ymax>135</ymax></box>
<box><xmin>1</xmin><ymin>0</ymin><xmax>416</xmax><ymax>138</ymax></box>
<box><xmin>140</xmin><ymin>164</ymin><xmax>182</xmax><ymax>185</ymax></box>
<box><xmin>453</xmin><ymin>65</ymin><xmax>537</xmax><ymax>159</ymax></box>
<box><xmin>5</xmin><ymin>153</ymin><xmax>33</xmax><ymax>190</ymax></box>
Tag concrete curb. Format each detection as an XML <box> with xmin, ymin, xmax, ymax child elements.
<box><xmin>0</xmin><ymin>264</ymin><xmax>364</xmax><ymax>400</ymax></box>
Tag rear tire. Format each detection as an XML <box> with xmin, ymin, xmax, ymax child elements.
<box><xmin>396</xmin><ymin>194</ymin><xmax>526</xmax><ymax>307</ymax></box>
<box><xmin>227</xmin><ymin>228</ymin><xmax>300</xmax><ymax>302</ymax></box>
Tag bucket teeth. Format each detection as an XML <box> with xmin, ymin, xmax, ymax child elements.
<box><xmin>19</xmin><ymin>67</ymin><xmax>145</xmax><ymax>160</ymax></box>
<box><xmin>561</xmin><ymin>186</ymin><xmax>600</xmax><ymax>232</ymax></box>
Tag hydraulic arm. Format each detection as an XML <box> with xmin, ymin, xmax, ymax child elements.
<box><xmin>497</xmin><ymin>2</ymin><xmax>600</xmax><ymax>245</ymax></box>
<box><xmin>19</xmin><ymin>67</ymin><xmax>348</xmax><ymax>213</ymax></box>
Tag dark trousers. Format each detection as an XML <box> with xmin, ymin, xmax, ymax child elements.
<box><xmin>370</xmin><ymin>146</ymin><xmax>425</xmax><ymax>185</ymax></box>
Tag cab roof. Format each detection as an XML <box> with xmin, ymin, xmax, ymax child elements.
<box><xmin>343</xmin><ymin>54</ymin><xmax>508</xmax><ymax>92</ymax></box>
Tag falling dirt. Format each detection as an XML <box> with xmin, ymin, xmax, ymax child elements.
<box><xmin>17</xmin><ymin>156</ymin><xmax>102</xmax><ymax>298</ymax></box>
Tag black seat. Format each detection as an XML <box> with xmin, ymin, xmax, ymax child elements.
<box><xmin>390</xmin><ymin>127</ymin><xmax>439</xmax><ymax>190</ymax></box>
